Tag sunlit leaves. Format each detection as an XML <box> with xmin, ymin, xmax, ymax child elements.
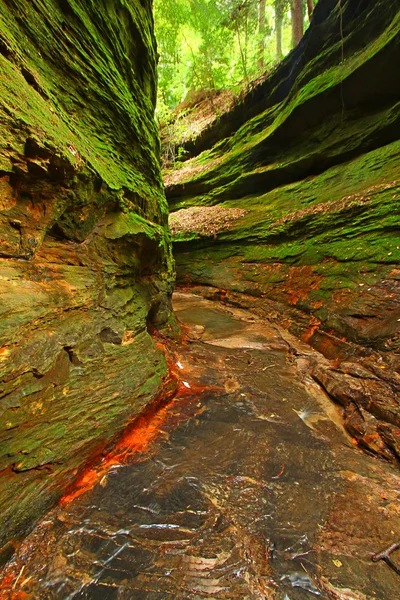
<box><xmin>154</xmin><ymin>0</ymin><xmax>314</xmax><ymax>109</ymax></box>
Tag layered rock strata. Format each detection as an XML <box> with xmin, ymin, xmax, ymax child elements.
<box><xmin>0</xmin><ymin>0</ymin><xmax>174</xmax><ymax>554</ymax></box>
<box><xmin>167</xmin><ymin>0</ymin><xmax>400</xmax><ymax>461</ymax></box>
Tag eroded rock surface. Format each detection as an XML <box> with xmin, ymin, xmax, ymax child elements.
<box><xmin>0</xmin><ymin>0</ymin><xmax>174</xmax><ymax>554</ymax></box>
<box><xmin>1</xmin><ymin>294</ymin><xmax>399</xmax><ymax>599</ymax></box>
<box><xmin>167</xmin><ymin>0</ymin><xmax>400</xmax><ymax>461</ymax></box>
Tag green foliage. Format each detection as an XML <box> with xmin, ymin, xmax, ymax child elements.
<box><xmin>154</xmin><ymin>0</ymin><xmax>235</xmax><ymax>107</ymax></box>
<box><xmin>154</xmin><ymin>0</ymin><xmax>315</xmax><ymax>109</ymax></box>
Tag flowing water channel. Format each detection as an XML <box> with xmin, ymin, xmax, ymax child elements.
<box><xmin>1</xmin><ymin>293</ymin><xmax>399</xmax><ymax>599</ymax></box>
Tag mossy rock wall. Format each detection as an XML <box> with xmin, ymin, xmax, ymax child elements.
<box><xmin>167</xmin><ymin>0</ymin><xmax>399</xmax><ymax>460</ymax></box>
<box><xmin>0</xmin><ymin>0</ymin><xmax>174</xmax><ymax>554</ymax></box>
<box><xmin>167</xmin><ymin>0</ymin><xmax>399</xmax><ymax>352</ymax></box>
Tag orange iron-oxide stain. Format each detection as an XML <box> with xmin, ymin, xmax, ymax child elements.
<box><xmin>59</xmin><ymin>380</ymin><xmax>209</xmax><ymax>505</ymax></box>
<box><xmin>0</xmin><ymin>337</ymin><xmax>221</xmax><ymax>594</ymax></box>
<box><xmin>302</xmin><ymin>323</ymin><xmax>320</xmax><ymax>343</ymax></box>
<box><xmin>0</xmin><ymin>574</ymin><xmax>14</xmax><ymax>591</ymax></box>
<box><xmin>0</xmin><ymin>571</ymin><xmax>30</xmax><ymax>599</ymax></box>
<box><xmin>59</xmin><ymin>381</ymin><xmax>178</xmax><ymax>506</ymax></box>
<box><xmin>59</xmin><ymin>339</ymin><xmax>218</xmax><ymax>506</ymax></box>
<box><xmin>212</xmin><ymin>289</ymin><xmax>227</xmax><ymax>302</ymax></box>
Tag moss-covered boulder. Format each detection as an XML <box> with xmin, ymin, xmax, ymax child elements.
<box><xmin>167</xmin><ymin>0</ymin><xmax>399</xmax><ymax>461</ymax></box>
<box><xmin>0</xmin><ymin>0</ymin><xmax>174</xmax><ymax>554</ymax></box>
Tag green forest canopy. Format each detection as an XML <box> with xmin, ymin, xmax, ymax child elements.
<box><xmin>154</xmin><ymin>0</ymin><xmax>317</xmax><ymax>111</ymax></box>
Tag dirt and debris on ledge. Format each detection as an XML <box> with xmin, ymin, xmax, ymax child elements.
<box><xmin>163</xmin><ymin>153</ymin><xmax>224</xmax><ymax>186</ymax></box>
<box><xmin>169</xmin><ymin>206</ymin><xmax>248</xmax><ymax>237</ymax></box>
<box><xmin>162</xmin><ymin>88</ymin><xmax>236</xmax><ymax>146</ymax></box>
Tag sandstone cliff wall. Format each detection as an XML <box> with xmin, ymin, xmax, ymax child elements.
<box><xmin>0</xmin><ymin>0</ymin><xmax>174</xmax><ymax>554</ymax></box>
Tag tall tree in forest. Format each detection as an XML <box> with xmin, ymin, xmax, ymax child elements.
<box><xmin>291</xmin><ymin>0</ymin><xmax>303</xmax><ymax>47</ymax></box>
<box><xmin>258</xmin><ymin>0</ymin><xmax>266</xmax><ymax>69</ymax></box>
<box><xmin>230</xmin><ymin>1</ymin><xmax>249</xmax><ymax>82</ymax></box>
<box><xmin>306</xmin><ymin>0</ymin><xmax>314</xmax><ymax>21</ymax></box>
<box><xmin>274</xmin><ymin>0</ymin><xmax>285</xmax><ymax>60</ymax></box>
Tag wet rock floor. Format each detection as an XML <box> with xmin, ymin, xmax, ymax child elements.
<box><xmin>1</xmin><ymin>293</ymin><xmax>399</xmax><ymax>599</ymax></box>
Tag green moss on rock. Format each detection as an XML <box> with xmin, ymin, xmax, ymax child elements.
<box><xmin>168</xmin><ymin>0</ymin><xmax>399</xmax><ymax>357</ymax></box>
<box><xmin>0</xmin><ymin>0</ymin><xmax>175</xmax><ymax>553</ymax></box>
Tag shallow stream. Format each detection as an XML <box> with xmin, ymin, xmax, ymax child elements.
<box><xmin>1</xmin><ymin>293</ymin><xmax>399</xmax><ymax>599</ymax></box>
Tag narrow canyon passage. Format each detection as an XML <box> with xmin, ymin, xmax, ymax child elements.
<box><xmin>1</xmin><ymin>294</ymin><xmax>399</xmax><ymax>599</ymax></box>
<box><xmin>0</xmin><ymin>1</ymin><xmax>398</xmax><ymax>597</ymax></box>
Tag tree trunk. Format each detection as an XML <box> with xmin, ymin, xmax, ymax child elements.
<box><xmin>275</xmin><ymin>0</ymin><xmax>284</xmax><ymax>60</ymax></box>
<box><xmin>291</xmin><ymin>0</ymin><xmax>303</xmax><ymax>48</ymax></box>
<box><xmin>258</xmin><ymin>0</ymin><xmax>266</xmax><ymax>70</ymax></box>
<box><xmin>235</xmin><ymin>22</ymin><xmax>248</xmax><ymax>82</ymax></box>
<box><xmin>306</xmin><ymin>0</ymin><xmax>314</xmax><ymax>21</ymax></box>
